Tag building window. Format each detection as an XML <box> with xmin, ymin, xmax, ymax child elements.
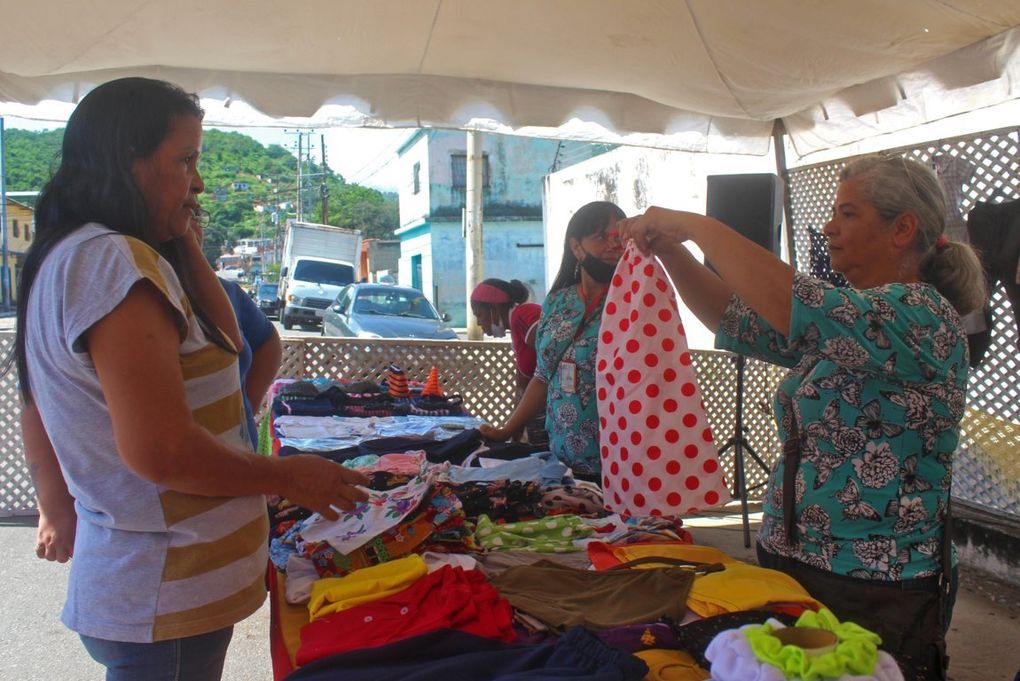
<box><xmin>11</xmin><ymin>220</ymin><xmax>18</xmax><ymax>239</ymax></box>
<box><xmin>412</xmin><ymin>162</ymin><xmax>421</xmax><ymax>194</ymax></box>
<box><xmin>450</xmin><ymin>154</ymin><xmax>491</xmax><ymax>190</ymax></box>
<box><xmin>25</xmin><ymin>222</ymin><xmax>31</xmax><ymax>240</ymax></box>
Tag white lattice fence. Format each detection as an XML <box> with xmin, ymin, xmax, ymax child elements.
<box><xmin>0</xmin><ymin>329</ymin><xmax>785</xmax><ymax>516</ymax></box>
<box><xmin>0</xmin><ymin>334</ymin><xmax>31</xmax><ymax>515</ymax></box>
<box><xmin>690</xmin><ymin>352</ymin><xmax>784</xmax><ymax>492</ymax></box>
<box><xmin>279</xmin><ymin>337</ymin><xmax>519</xmax><ymax>427</ymax></box>
<box><xmin>788</xmin><ymin>126</ymin><xmax>1020</xmax><ymax>516</ymax></box>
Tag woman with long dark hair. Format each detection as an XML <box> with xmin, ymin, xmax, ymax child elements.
<box><xmin>480</xmin><ymin>201</ymin><xmax>626</xmax><ymax>480</ymax></box>
<box><xmin>12</xmin><ymin>77</ymin><xmax>367</xmax><ymax>680</ymax></box>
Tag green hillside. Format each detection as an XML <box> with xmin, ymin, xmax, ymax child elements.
<box><xmin>3</xmin><ymin>127</ymin><xmax>399</xmax><ymax>262</ymax></box>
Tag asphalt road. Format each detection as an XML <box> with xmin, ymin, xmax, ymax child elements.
<box><xmin>0</xmin><ymin>516</ymin><xmax>272</xmax><ymax>681</ymax></box>
<box><xmin>272</xmin><ymin>317</ymin><xmax>325</xmax><ymax>339</ymax></box>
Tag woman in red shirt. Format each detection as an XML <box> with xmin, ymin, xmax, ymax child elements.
<box><xmin>471</xmin><ymin>278</ymin><xmax>547</xmax><ymax>447</ymax></box>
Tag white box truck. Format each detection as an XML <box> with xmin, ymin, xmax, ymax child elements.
<box><xmin>279</xmin><ymin>221</ymin><xmax>362</xmax><ymax>330</ymax></box>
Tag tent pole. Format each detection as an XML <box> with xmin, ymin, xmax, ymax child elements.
<box><xmin>465</xmin><ymin>130</ymin><xmax>485</xmax><ymax>340</ymax></box>
<box><xmin>0</xmin><ymin>117</ymin><xmax>10</xmax><ymax>309</ymax></box>
<box><xmin>772</xmin><ymin>119</ymin><xmax>797</xmax><ymax>266</ymax></box>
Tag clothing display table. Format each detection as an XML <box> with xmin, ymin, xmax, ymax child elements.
<box><xmin>260</xmin><ymin>376</ymin><xmax>898</xmax><ymax>681</ymax></box>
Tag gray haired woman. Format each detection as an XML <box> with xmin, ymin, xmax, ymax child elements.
<box><xmin>620</xmin><ymin>155</ymin><xmax>984</xmax><ymax>681</ymax></box>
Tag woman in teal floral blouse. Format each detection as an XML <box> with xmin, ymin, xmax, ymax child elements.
<box><xmin>620</xmin><ymin>156</ymin><xmax>986</xmax><ymax>680</ymax></box>
<box><xmin>481</xmin><ymin>201</ymin><xmax>626</xmax><ymax>480</ymax></box>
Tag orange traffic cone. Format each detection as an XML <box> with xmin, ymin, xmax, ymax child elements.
<box><xmin>422</xmin><ymin>366</ymin><xmax>445</xmax><ymax>397</ymax></box>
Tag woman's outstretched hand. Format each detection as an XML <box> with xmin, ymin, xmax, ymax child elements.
<box><xmin>479</xmin><ymin>423</ymin><xmax>523</xmax><ymax>442</ymax></box>
<box><xmin>276</xmin><ymin>456</ymin><xmax>371</xmax><ymax>521</ymax></box>
<box><xmin>619</xmin><ymin>207</ymin><xmax>704</xmax><ymax>256</ymax></box>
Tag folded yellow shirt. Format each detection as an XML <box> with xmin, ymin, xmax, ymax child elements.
<box><xmin>608</xmin><ymin>544</ymin><xmax>823</xmax><ymax>617</ymax></box>
<box><xmin>308</xmin><ymin>554</ymin><xmax>428</xmax><ymax>620</ymax></box>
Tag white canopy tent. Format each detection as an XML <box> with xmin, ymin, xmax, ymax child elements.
<box><xmin>1</xmin><ymin>1</ymin><xmax>1018</xmax><ymax>158</ymax></box>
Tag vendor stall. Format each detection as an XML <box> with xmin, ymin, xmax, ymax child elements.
<box><xmin>259</xmin><ymin>364</ymin><xmax>904</xmax><ymax>681</ymax></box>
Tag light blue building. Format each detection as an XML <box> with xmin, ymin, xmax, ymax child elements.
<box><xmin>393</xmin><ymin>130</ymin><xmax>560</xmax><ymax>327</ymax></box>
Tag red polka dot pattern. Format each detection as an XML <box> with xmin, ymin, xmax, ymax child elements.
<box><xmin>595</xmin><ymin>243</ymin><xmax>731</xmax><ymax>517</ymax></box>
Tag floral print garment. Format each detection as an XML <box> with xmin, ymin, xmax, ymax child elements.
<box><xmin>298</xmin><ymin>477</ymin><xmax>431</xmax><ymax>554</ymax></box>
<box><xmin>534</xmin><ymin>285</ymin><xmax>604</xmax><ymax>478</ymax></box>
<box><xmin>716</xmin><ymin>273</ymin><xmax>968</xmax><ymax>581</ymax></box>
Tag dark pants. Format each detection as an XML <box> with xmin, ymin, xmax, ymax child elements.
<box><xmin>81</xmin><ymin>626</ymin><xmax>233</xmax><ymax>681</ymax></box>
<box><xmin>756</xmin><ymin>545</ymin><xmax>957</xmax><ymax>681</ymax></box>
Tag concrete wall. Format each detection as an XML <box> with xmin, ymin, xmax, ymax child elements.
<box><xmin>426</xmin><ymin>219</ymin><xmax>546</xmax><ymax>327</ymax></box>
<box><xmin>366</xmin><ymin>240</ymin><xmax>400</xmax><ymax>281</ymax></box>
<box><xmin>4</xmin><ymin>199</ymin><xmax>35</xmax><ymax>300</ymax></box>
<box><xmin>543</xmin><ymin>145</ymin><xmax>777</xmax><ymax>349</ymax></box>
<box><xmin>397</xmin><ymin>133</ymin><xmax>431</xmax><ymax>229</ymax></box>
<box><xmin>396</xmin><ymin>130</ymin><xmax>560</xmax><ymax>326</ymax></box>
<box><xmin>396</xmin><ymin>225</ymin><xmax>434</xmax><ymax>299</ymax></box>
<box><xmin>425</xmin><ymin>130</ymin><xmax>558</xmax><ymax>220</ymax></box>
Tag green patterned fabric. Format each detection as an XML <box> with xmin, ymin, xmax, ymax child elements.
<box><xmin>473</xmin><ymin>513</ymin><xmax>593</xmax><ymax>552</ymax></box>
<box><xmin>257</xmin><ymin>410</ymin><xmax>273</xmax><ymax>456</ymax></box>
<box><xmin>533</xmin><ymin>285</ymin><xmax>604</xmax><ymax>478</ymax></box>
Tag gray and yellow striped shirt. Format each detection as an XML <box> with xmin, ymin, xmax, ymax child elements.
<box><xmin>26</xmin><ymin>224</ymin><xmax>268</xmax><ymax>642</ymax></box>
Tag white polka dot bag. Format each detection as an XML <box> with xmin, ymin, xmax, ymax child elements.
<box><xmin>596</xmin><ymin>242</ymin><xmax>731</xmax><ymax>517</ymax></box>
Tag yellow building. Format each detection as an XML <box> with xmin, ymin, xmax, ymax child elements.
<box><xmin>3</xmin><ymin>198</ymin><xmax>35</xmax><ymax>302</ymax></box>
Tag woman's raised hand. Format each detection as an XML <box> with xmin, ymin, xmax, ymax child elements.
<box><xmin>619</xmin><ymin>206</ymin><xmax>703</xmax><ymax>256</ymax></box>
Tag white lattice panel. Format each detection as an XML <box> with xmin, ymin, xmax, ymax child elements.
<box><xmin>0</xmin><ymin>329</ymin><xmax>788</xmax><ymax>515</ymax></box>
<box><xmin>788</xmin><ymin>126</ymin><xmax>1020</xmax><ymax>516</ymax></box>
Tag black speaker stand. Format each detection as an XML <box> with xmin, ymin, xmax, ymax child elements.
<box><xmin>715</xmin><ymin>353</ymin><xmax>772</xmax><ymax>548</ymax></box>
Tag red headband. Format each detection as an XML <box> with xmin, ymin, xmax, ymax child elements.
<box><xmin>471</xmin><ymin>283</ymin><xmax>511</xmax><ymax>304</ymax></box>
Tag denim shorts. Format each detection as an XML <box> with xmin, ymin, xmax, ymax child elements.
<box><xmin>80</xmin><ymin>626</ymin><xmax>233</xmax><ymax>681</ymax></box>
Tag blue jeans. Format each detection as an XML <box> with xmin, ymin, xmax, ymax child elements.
<box><xmin>80</xmin><ymin>626</ymin><xmax>233</xmax><ymax>681</ymax></box>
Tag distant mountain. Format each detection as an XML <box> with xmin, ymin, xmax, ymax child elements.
<box><xmin>3</xmin><ymin>127</ymin><xmax>400</xmax><ymax>261</ymax></box>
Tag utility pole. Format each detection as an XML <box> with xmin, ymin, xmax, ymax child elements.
<box><xmin>320</xmin><ymin>133</ymin><xmax>329</xmax><ymax>224</ymax></box>
<box><xmin>296</xmin><ymin>133</ymin><xmax>304</xmax><ymax>222</ymax></box>
<box><xmin>0</xmin><ymin>117</ymin><xmax>10</xmax><ymax>309</ymax></box>
<box><xmin>464</xmin><ymin>131</ymin><xmax>484</xmax><ymax>340</ymax></box>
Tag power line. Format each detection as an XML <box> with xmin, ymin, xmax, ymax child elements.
<box><xmin>346</xmin><ymin>133</ymin><xmax>411</xmax><ymax>185</ymax></box>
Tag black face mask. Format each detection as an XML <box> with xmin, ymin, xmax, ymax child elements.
<box><xmin>579</xmin><ymin>251</ymin><xmax>617</xmax><ymax>284</ymax></box>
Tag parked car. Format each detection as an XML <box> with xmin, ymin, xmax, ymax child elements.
<box><xmin>321</xmin><ymin>284</ymin><xmax>457</xmax><ymax>340</ymax></box>
<box><xmin>254</xmin><ymin>282</ymin><xmax>282</xmax><ymax>319</ymax></box>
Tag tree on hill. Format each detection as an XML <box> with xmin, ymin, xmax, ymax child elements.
<box><xmin>3</xmin><ymin>128</ymin><xmax>63</xmax><ymax>193</ymax></box>
<box><xmin>3</xmin><ymin>126</ymin><xmax>400</xmax><ymax>260</ymax></box>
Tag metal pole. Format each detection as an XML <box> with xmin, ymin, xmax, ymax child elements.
<box><xmin>464</xmin><ymin>131</ymin><xmax>484</xmax><ymax>340</ymax></box>
<box><xmin>320</xmin><ymin>134</ymin><xmax>329</xmax><ymax>224</ymax></box>
<box><xmin>0</xmin><ymin>117</ymin><xmax>11</xmax><ymax>309</ymax></box>
<box><xmin>296</xmin><ymin>133</ymin><xmax>304</xmax><ymax>222</ymax></box>
<box><xmin>771</xmin><ymin>119</ymin><xmax>797</xmax><ymax>265</ymax></box>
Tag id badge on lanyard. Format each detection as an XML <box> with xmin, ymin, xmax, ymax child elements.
<box><xmin>560</xmin><ymin>286</ymin><xmax>604</xmax><ymax>395</ymax></box>
<box><xmin>560</xmin><ymin>360</ymin><xmax>577</xmax><ymax>393</ymax></box>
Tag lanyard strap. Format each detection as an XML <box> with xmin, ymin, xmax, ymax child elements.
<box><xmin>573</xmin><ymin>285</ymin><xmax>607</xmax><ymax>342</ymax></box>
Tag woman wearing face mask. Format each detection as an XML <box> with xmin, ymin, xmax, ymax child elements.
<box><xmin>470</xmin><ymin>279</ymin><xmax>541</xmax><ymax>389</ymax></box>
<box><xmin>480</xmin><ymin>201</ymin><xmax>626</xmax><ymax>481</ymax></box>
<box><xmin>471</xmin><ymin>278</ymin><xmax>547</xmax><ymax>447</ymax></box>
